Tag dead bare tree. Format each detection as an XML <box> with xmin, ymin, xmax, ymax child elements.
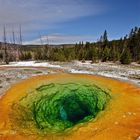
<box><xmin>40</xmin><ymin>34</ymin><xmax>50</xmax><ymax>60</ymax></box>
<box><xmin>17</xmin><ymin>24</ymin><xmax>22</xmax><ymax>61</ymax></box>
<box><xmin>11</xmin><ymin>27</ymin><xmax>18</xmax><ymax>61</ymax></box>
<box><xmin>45</xmin><ymin>35</ymin><xmax>51</xmax><ymax>59</ymax></box>
<box><xmin>19</xmin><ymin>25</ymin><xmax>22</xmax><ymax>45</ymax></box>
<box><xmin>12</xmin><ymin>28</ymin><xmax>15</xmax><ymax>45</ymax></box>
<box><xmin>3</xmin><ymin>26</ymin><xmax>9</xmax><ymax>64</ymax></box>
<box><xmin>0</xmin><ymin>42</ymin><xmax>2</xmax><ymax>62</ymax></box>
<box><xmin>39</xmin><ymin>34</ymin><xmax>43</xmax><ymax>46</ymax></box>
<box><xmin>40</xmin><ymin>34</ymin><xmax>45</xmax><ymax>60</ymax></box>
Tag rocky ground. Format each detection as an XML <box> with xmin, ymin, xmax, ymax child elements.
<box><xmin>0</xmin><ymin>66</ymin><xmax>65</xmax><ymax>96</ymax></box>
<box><xmin>0</xmin><ymin>61</ymin><xmax>140</xmax><ymax>96</ymax></box>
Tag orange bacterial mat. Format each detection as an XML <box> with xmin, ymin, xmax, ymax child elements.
<box><xmin>0</xmin><ymin>73</ymin><xmax>140</xmax><ymax>140</ymax></box>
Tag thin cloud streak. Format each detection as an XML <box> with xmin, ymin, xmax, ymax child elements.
<box><xmin>23</xmin><ymin>34</ymin><xmax>95</xmax><ymax>45</ymax></box>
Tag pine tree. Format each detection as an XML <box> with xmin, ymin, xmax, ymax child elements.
<box><xmin>120</xmin><ymin>48</ymin><xmax>132</xmax><ymax>64</ymax></box>
<box><xmin>101</xmin><ymin>47</ymin><xmax>110</xmax><ymax>62</ymax></box>
<box><xmin>103</xmin><ymin>30</ymin><xmax>108</xmax><ymax>42</ymax></box>
<box><xmin>109</xmin><ymin>46</ymin><xmax>120</xmax><ymax>62</ymax></box>
<box><xmin>92</xmin><ymin>47</ymin><xmax>99</xmax><ymax>63</ymax></box>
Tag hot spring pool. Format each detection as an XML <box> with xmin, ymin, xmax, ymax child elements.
<box><xmin>0</xmin><ymin>74</ymin><xmax>140</xmax><ymax>140</ymax></box>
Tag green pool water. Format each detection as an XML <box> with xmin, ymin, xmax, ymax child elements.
<box><xmin>12</xmin><ymin>83</ymin><xmax>110</xmax><ymax>133</ymax></box>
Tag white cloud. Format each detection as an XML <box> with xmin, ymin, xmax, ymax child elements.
<box><xmin>0</xmin><ymin>0</ymin><xmax>106</xmax><ymax>43</ymax></box>
<box><xmin>23</xmin><ymin>34</ymin><xmax>95</xmax><ymax>45</ymax></box>
<box><xmin>0</xmin><ymin>0</ymin><xmax>104</xmax><ymax>24</ymax></box>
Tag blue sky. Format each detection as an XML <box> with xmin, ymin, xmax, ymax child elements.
<box><xmin>0</xmin><ymin>0</ymin><xmax>139</xmax><ymax>44</ymax></box>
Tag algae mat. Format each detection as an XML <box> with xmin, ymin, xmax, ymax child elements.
<box><xmin>0</xmin><ymin>73</ymin><xmax>140</xmax><ymax>140</ymax></box>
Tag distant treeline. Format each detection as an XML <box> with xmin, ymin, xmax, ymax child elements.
<box><xmin>1</xmin><ymin>27</ymin><xmax>140</xmax><ymax>64</ymax></box>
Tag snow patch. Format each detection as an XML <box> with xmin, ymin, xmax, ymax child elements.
<box><xmin>0</xmin><ymin>61</ymin><xmax>61</xmax><ymax>68</ymax></box>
